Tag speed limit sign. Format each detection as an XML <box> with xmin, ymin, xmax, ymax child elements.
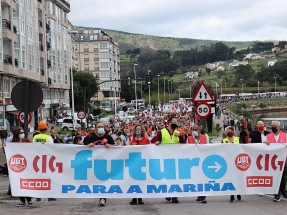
<box><xmin>77</xmin><ymin>110</ymin><xmax>86</xmax><ymax>120</ymax></box>
<box><xmin>195</xmin><ymin>102</ymin><xmax>211</xmax><ymax>118</ymax></box>
<box><xmin>17</xmin><ymin>112</ymin><xmax>32</xmax><ymax>125</ymax></box>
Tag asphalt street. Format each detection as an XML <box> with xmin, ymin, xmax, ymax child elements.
<box><xmin>0</xmin><ymin>176</ymin><xmax>286</xmax><ymax>215</ymax></box>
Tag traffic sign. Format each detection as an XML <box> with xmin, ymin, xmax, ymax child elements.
<box><xmin>77</xmin><ymin>110</ymin><xmax>86</xmax><ymax>120</ymax></box>
<box><xmin>192</xmin><ymin>82</ymin><xmax>214</xmax><ymax>102</ymax></box>
<box><xmin>195</xmin><ymin>102</ymin><xmax>211</xmax><ymax>118</ymax></box>
<box><xmin>17</xmin><ymin>112</ymin><xmax>32</xmax><ymax>125</ymax></box>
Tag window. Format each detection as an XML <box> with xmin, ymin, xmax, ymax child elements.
<box><xmin>95</xmin><ymin>73</ymin><xmax>99</xmax><ymax>79</ymax></box>
<box><xmin>84</xmin><ymin>54</ymin><xmax>89</xmax><ymax>61</ymax></box>
<box><xmin>94</xmin><ymin>63</ymin><xmax>99</xmax><ymax>70</ymax></box>
<box><xmin>85</xmin><ymin>64</ymin><xmax>89</xmax><ymax>71</ymax></box>
<box><xmin>100</xmin><ymin>43</ymin><xmax>108</xmax><ymax>50</ymax></box>
<box><xmin>3</xmin><ymin>79</ymin><xmax>9</xmax><ymax>94</ymax></box>
<box><xmin>100</xmin><ymin>53</ymin><xmax>109</xmax><ymax>59</ymax></box>
<box><xmin>94</xmin><ymin>54</ymin><xmax>99</xmax><ymax>61</ymax></box>
<box><xmin>51</xmin><ymin>89</ymin><xmax>55</xmax><ymax>99</ymax></box>
<box><xmin>84</xmin><ymin>45</ymin><xmax>88</xmax><ymax>52</ymax></box>
<box><xmin>90</xmin><ymin>35</ymin><xmax>93</xmax><ymax>40</ymax></box>
<box><xmin>80</xmin><ymin>35</ymin><xmax>83</xmax><ymax>41</ymax></box>
<box><xmin>100</xmin><ymin>71</ymin><xmax>110</xmax><ymax>79</ymax></box>
<box><xmin>100</xmin><ymin>62</ymin><xmax>109</xmax><ymax>69</ymax></box>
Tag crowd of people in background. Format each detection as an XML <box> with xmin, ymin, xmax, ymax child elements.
<box><xmin>1</xmin><ymin>106</ymin><xmax>287</xmax><ymax>207</ymax></box>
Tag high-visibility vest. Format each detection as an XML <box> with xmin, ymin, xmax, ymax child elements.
<box><xmin>33</xmin><ymin>134</ymin><xmax>51</xmax><ymax>144</ymax></box>
<box><xmin>222</xmin><ymin>136</ymin><xmax>240</xmax><ymax>144</ymax></box>
<box><xmin>161</xmin><ymin>128</ymin><xmax>179</xmax><ymax>144</ymax></box>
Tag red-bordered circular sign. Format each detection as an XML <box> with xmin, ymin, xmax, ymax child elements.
<box><xmin>77</xmin><ymin>110</ymin><xmax>86</xmax><ymax>119</ymax></box>
<box><xmin>17</xmin><ymin>112</ymin><xmax>32</xmax><ymax>125</ymax></box>
<box><xmin>195</xmin><ymin>102</ymin><xmax>211</xmax><ymax>118</ymax></box>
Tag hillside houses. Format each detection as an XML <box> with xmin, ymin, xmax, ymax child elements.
<box><xmin>267</xmin><ymin>59</ymin><xmax>277</xmax><ymax>66</ymax></box>
<box><xmin>186</xmin><ymin>72</ymin><xmax>198</xmax><ymax>79</ymax></box>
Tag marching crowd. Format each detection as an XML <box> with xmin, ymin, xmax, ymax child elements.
<box><xmin>1</xmin><ymin>108</ymin><xmax>287</xmax><ymax>208</ymax></box>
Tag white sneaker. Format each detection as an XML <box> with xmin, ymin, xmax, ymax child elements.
<box><xmin>99</xmin><ymin>199</ymin><xmax>105</xmax><ymax>207</ymax></box>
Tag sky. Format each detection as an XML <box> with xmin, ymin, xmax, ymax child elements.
<box><xmin>68</xmin><ymin>0</ymin><xmax>287</xmax><ymax>41</ymax></box>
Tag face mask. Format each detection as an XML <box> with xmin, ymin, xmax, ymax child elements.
<box><xmin>97</xmin><ymin>128</ymin><xmax>105</xmax><ymax>135</ymax></box>
<box><xmin>192</xmin><ymin>131</ymin><xmax>199</xmax><ymax>137</ymax></box>
<box><xmin>258</xmin><ymin>125</ymin><xmax>265</xmax><ymax>131</ymax></box>
<box><xmin>171</xmin><ymin>123</ymin><xmax>178</xmax><ymax>130</ymax></box>
<box><xmin>135</xmin><ymin>130</ymin><xmax>142</xmax><ymax>135</ymax></box>
<box><xmin>271</xmin><ymin>127</ymin><xmax>278</xmax><ymax>133</ymax></box>
<box><xmin>227</xmin><ymin>132</ymin><xmax>234</xmax><ymax>137</ymax></box>
<box><xmin>127</xmin><ymin>133</ymin><xmax>130</xmax><ymax>136</ymax></box>
<box><xmin>19</xmin><ymin>133</ymin><xmax>25</xmax><ymax>139</ymax></box>
<box><xmin>78</xmin><ymin>141</ymin><xmax>83</xmax><ymax>144</ymax></box>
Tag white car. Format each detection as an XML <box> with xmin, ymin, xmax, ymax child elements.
<box><xmin>104</xmin><ymin>107</ymin><xmax>112</xmax><ymax>112</ymax></box>
<box><xmin>61</xmin><ymin>118</ymin><xmax>81</xmax><ymax>131</ymax></box>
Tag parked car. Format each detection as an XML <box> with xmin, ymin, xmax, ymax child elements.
<box><xmin>61</xmin><ymin>118</ymin><xmax>81</xmax><ymax>131</ymax></box>
<box><xmin>104</xmin><ymin>107</ymin><xmax>112</xmax><ymax>112</ymax></box>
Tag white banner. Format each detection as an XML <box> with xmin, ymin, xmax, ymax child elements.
<box><xmin>4</xmin><ymin>143</ymin><xmax>287</xmax><ymax>198</ymax></box>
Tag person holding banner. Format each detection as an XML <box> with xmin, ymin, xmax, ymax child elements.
<box><xmin>251</xmin><ymin>121</ymin><xmax>269</xmax><ymax>143</ymax></box>
<box><xmin>187</xmin><ymin>124</ymin><xmax>208</xmax><ymax>203</ymax></box>
<box><xmin>151</xmin><ymin>116</ymin><xmax>185</xmax><ymax>204</ymax></box>
<box><xmin>129</xmin><ymin>124</ymin><xmax>150</xmax><ymax>205</ymax></box>
<box><xmin>85</xmin><ymin>121</ymin><xmax>115</xmax><ymax>207</ymax></box>
<box><xmin>221</xmin><ymin>126</ymin><xmax>242</xmax><ymax>203</ymax></box>
<box><xmin>264</xmin><ymin>120</ymin><xmax>287</xmax><ymax>202</ymax></box>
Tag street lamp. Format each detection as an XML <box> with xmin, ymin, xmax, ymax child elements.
<box><xmin>178</xmin><ymin>81</ymin><xmax>180</xmax><ymax>99</ymax></box>
<box><xmin>68</xmin><ymin>30</ymin><xmax>79</xmax><ymax>130</ymax></box>
<box><xmin>157</xmin><ymin>75</ymin><xmax>160</xmax><ymax>105</ymax></box>
<box><xmin>133</xmin><ymin>64</ymin><xmax>138</xmax><ymax>110</ymax></box>
<box><xmin>215</xmin><ymin>82</ymin><xmax>218</xmax><ymax>98</ymax></box>
<box><xmin>240</xmin><ymin>79</ymin><xmax>244</xmax><ymax>95</ymax></box>
<box><xmin>251</xmin><ymin>104</ymin><xmax>256</xmax><ymax>123</ymax></box>
<box><xmin>274</xmin><ymin>77</ymin><xmax>277</xmax><ymax>92</ymax></box>
<box><xmin>164</xmin><ymin>78</ymin><xmax>166</xmax><ymax>104</ymax></box>
<box><xmin>258</xmin><ymin>81</ymin><xmax>260</xmax><ymax>94</ymax></box>
<box><xmin>168</xmin><ymin>80</ymin><xmax>170</xmax><ymax>103</ymax></box>
<box><xmin>148</xmin><ymin>70</ymin><xmax>151</xmax><ymax>107</ymax></box>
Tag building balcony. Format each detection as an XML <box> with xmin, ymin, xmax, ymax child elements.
<box><xmin>94</xmin><ymin>57</ymin><xmax>99</xmax><ymax>61</ymax></box>
<box><xmin>84</xmin><ymin>58</ymin><xmax>89</xmax><ymax>61</ymax></box>
<box><xmin>2</xmin><ymin>19</ymin><xmax>11</xmax><ymax>30</ymax></box>
<box><xmin>46</xmin><ymin>23</ymin><xmax>50</xmax><ymax>33</ymax></box>
<box><xmin>15</xmin><ymin>58</ymin><xmax>19</xmax><ymax>67</ymax></box>
<box><xmin>3</xmin><ymin>54</ymin><xmax>12</xmax><ymax>64</ymax></box>
<box><xmin>47</xmin><ymin>60</ymin><xmax>51</xmax><ymax>68</ymax></box>
<box><xmin>46</xmin><ymin>41</ymin><xmax>51</xmax><ymax>50</ymax></box>
<box><xmin>94</xmin><ymin>48</ymin><xmax>99</xmax><ymax>52</ymax></box>
<box><xmin>40</xmin><ymin>44</ymin><xmax>44</xmax><ymax>51</ymax></box>
<box><xmin>13</xmin><ymin>25</ymin><xmax>17</xmax><ymax>34</ymax></box>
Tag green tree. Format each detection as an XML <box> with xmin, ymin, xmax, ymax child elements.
<box><xmin>234</xmin><ymin>65</ymin><xmax>255</xmax><ymax>81</ymax></box>
<box><xmin>72</xmin><ymin>70</ymin><xmax>98</xmax><ymax>111</ymax></box>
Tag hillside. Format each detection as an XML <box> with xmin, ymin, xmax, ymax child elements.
<box><xmin>75</xmin><ymin>26</ymin><xmax>255</xmax><ymax>54</ymax></box>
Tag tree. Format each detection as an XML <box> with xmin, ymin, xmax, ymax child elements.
<box><xmin>132</xmin><ymin>48</ymin><xmax>141</xmax><ymax>54</ymax></box>
<box><xmin>234</xmin><ymin>65</ymin><xmax>255</xmax><ymax>81</ymax></box>
<box><xmin>72</xmin><ymin>70</ymin><xmax>98</xmax><ymax>111</ymax></box>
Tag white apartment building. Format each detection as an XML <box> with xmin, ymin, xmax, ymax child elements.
<box><xmin>0</xmin><ymin>0</ymin><xmax>71</xmax><ymax>132</ymax></box>
<box><xmin>73</xmin><ymin>28</ymin><xmax>121</xmax><ymax>107</ymax></box>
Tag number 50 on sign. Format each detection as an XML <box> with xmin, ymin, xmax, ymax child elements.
<box><xmin>195</xmin><ymin>102</ymin><xmax>211</xmax><ymax>118</ymax></box>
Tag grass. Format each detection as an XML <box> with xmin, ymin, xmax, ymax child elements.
<box><xmin>120</xmin><ymin>54</ymin><xmax>138</xmax><ymax>63</ymax></box>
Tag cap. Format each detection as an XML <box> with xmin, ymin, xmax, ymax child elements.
<box><xmin>38</xmin><ymin>121</ymin><xmax>48</xmax><ymax>130</ymax></box>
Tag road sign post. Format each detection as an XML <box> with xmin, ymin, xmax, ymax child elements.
<box><xmin>195</xmin><ymin>102</ymin><xmax>212</xmax><ymax>118</ymax></box>
<box><xmin>192</xmin><ymin>82</ymin><xmax>214</xmax><ymax>103</ymax></box>
<box><xmin>17</xmin><ymin>112</ymin><xmax>32</xmax><ymax>125</ymax></box>
<box><xmin>77</xmin><ymin>110</ymin><xmax>86</xmax><ymax>130</ymax></box>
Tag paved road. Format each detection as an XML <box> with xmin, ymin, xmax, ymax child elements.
<box><xmin>0</xmin><ymin>177</ymin><xmax>286</xmax><ymax>215</ymax></box>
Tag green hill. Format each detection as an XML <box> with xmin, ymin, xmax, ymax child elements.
<box><xmin>75</xmin><ymin>26</ymin><xmax>256</xmax><ymax>54</ymax></box>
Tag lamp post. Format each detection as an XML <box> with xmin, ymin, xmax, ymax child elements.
<box><xmin>220</xmin><ymin>79</ymin><xmax>223</xmax><ymax>97</ymax></box>
<box><xmin>140</xmin><ymin>80</ymin><xmax>143</xmax><ymax>99</ymax></box>
<box><xmin>134</xmin><ymin>64</ymin><xmax>138</xmax><ymax>110</ymax></box>
<box><xmin>215</xmin><ymin>82</ymin><xmax>218</xmax><ymax>98</ymax></box>
<box><xmin>240</xmin><ymin>79</ymin><xmax>244</xmax><ymax>94</ymax></box>
<box><xmin>274</xmin><ymin>77</ymin><xmax>277</xmax><ymax>92</ymax></box>
<box><xmin>251</xmin><ymin>104</ymin><xmax>256</xmax><ymax>123</ymax></box>
<box><xmin>148</xmin><ymin>70</ymin><xmax>151</xmax><ymax>107</ymax></box>
<box><xmin>168</xmin><ymin>80</ymin><xmax>170</xmax><ymax>103</ymax></box>
<box><xmin>68</xmin><ymin>30</ymin><xmax>79</xmax><ymax>130</ymax></box>
<box><xmin>164</xmin><ymin>78</ymin><xmax>166</xmax><ymax>104</ymax></box>
<box><xmin>157</xmin><ymin>75</ymin><xmax>160</xmax><ymax>105</ymax></box>
<box><xmin>258</xmin><ymin>81</ymin><xmax>260</xmax><ymax>93</ymax></box>
<box><xmin>178</xmin><ymin>81</ymin><xmax>180</xmax><ymax>99</ymax></box>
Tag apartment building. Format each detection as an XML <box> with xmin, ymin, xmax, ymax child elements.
<box><xmin>0</xmin><ymin>0</ymin><xmax>71</xmax><ymax>132</ymax></box>
<box><xmin>73</xmin><ymin>28</ymin><xmax>120</xmax><ymax>107</ymax></box>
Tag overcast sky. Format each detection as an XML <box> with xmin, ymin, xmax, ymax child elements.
<box><xmin>68</xmin><ymin>0</ymin><xmax>287</xmax><ymax>41</ymax></box>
